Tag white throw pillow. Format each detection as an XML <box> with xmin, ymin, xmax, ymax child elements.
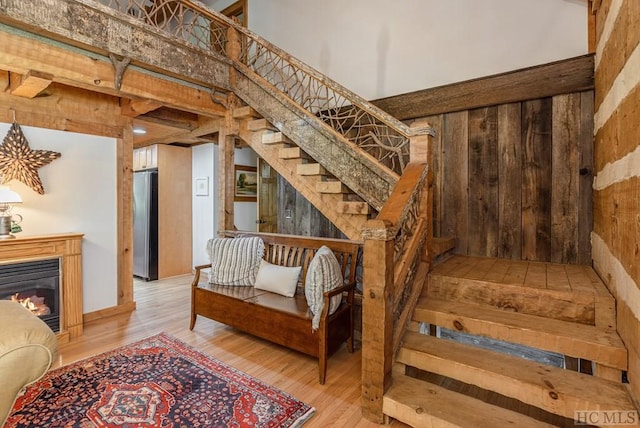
<box><xmin>254</xmin><ymin>259</ymin><xmax>302</xmax><ymax>297</ymax></box>
<box><xmin>305</xmin><ymin>246</ymin><xmax>343</xmax><ymax>331</ymax></box>
<box><xmin>206</xmin><ymin>237</ymin><xmax>264</xmax><ymax>286</ymax></box>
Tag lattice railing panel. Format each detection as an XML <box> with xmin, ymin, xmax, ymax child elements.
<box><xmin>96</xmin><ymin>0</ymin><xmax>426</xmax><ymax>175</ymax></box>
<box><xmin>98</xmin><ymin>0</ymin><xmax>227</xmax><ymax>51</ymax></box>
<box><xmin>244</xmin><ymin>36</ymin><xmax>410</xmax><ymax>173</ymax></box>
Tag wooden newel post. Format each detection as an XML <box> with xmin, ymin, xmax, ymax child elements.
<box><xmin>361</xmin><ymin>218</ymin><xmax>395</xmax><ymax>423</ymax></box>
<box><xmin>409</xmin><ymin>119</ymin><xmax>435</xmax><ymax>265</ymax></box>
<box><xmin>409</xmin><ymin>119</ymin><xmax>432</xmax><ymax>163</ymax></box>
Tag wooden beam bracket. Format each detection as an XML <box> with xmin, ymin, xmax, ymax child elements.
<box><xmin>8</xmin><ymin>70</ymin><xmax>54</xmax><ymax>98</ymax></box>
<box><xmin>211</xmin><ymin>90</ymin><xmax>229</xmax><ymax>109</ymax></box>
<box><xmin>108</xmin><ymin>53</ymin><xmax>132</xmax><ymax>91</ymax></box>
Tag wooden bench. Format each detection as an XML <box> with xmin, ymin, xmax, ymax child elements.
<box><xmin>190</xmin><ymin>231</ymin><xmax>362</xmax><ymax>384</ymax></box>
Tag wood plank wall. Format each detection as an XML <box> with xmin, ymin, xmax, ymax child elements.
<box><xmin>421</xmin><ymin>93</ymin><xmax>594</xmax><ymax>264</ymax></box>
<box><xmin>591</xmin><ymin>0</ymin><xmax>640</xmax><ymax>403</ymax></box>
<box><xmin>374</xmin><ymin>55</ymin><xmax>595</xmax><ymax>265</ymax></box>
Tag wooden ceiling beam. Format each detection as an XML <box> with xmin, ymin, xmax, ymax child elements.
<box><xmin>134</xmin><ymin>117</ymin><xmax>222</xmax><ymax>147</ymax></box>
<box><xmin>136</xmin><ymin>107</ymin><xmax>199</xmax><ymax>131</ymax></box>
<box><xmin>0</xmin><ymin>82</ymin><xmax>125</xmax><ymax>138</ymax></box>
<box><xmin>0</xmin><ymin>30</ymin><xmax>227</xmax><ymax>118</ymax></box>
<box><xmin>9</xmin><ymin>70</ymin><xmax>53</xmax><ymax>98</ymax></box>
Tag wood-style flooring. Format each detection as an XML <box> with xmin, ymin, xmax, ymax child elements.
<box><xmin>55</xmin><ymin>274</ymin><xmax>406</xmax><ymax>427</ymax></box>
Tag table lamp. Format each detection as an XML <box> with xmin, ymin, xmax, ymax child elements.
<box><xmin>0</xmin><ymin>185</ymin><xmax>22</xmax><ymax>239</ymax></box>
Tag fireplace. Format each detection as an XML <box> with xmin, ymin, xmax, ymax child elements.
<box><xmin>0</xmin><ymin>258</ymin><xmax>61</xmax><ymax>333</ymax></box>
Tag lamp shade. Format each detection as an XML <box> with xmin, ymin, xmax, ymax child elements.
<box><xmin>0</xmin><ymin>185</ymin><xmax>22</xmax><ymax>204</ymax></box>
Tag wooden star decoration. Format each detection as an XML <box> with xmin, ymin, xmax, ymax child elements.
<box><xmin>0</xmin><ymin>122</ymin><xmax>61</xmax><ymax>195</ymax></box>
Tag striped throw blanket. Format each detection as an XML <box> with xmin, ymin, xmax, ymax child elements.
<box><xmin>206</xmin><ymin>237</ymin><xmax>265</xmax><ymax>286</ymax></box>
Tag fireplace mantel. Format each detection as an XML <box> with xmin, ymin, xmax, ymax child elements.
<box><xmin>0</xmin><ymin>233</ymin><xmax>83</xmax><ymax>344</ymax></box>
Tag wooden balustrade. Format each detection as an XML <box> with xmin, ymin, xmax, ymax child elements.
<box><xmin>361</xmin><ymin>126</ymin><xmax>434</xmax><ymax>422</ymax></box>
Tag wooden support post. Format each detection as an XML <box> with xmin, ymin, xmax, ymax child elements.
<box><xmin>216</xmin><ymin>25</ymin><xmax>243</xmax><ymax>235</ymax></box>
<box><xmin>361</xmin><ymin>219</ymin><xmax>395</xmax><ymax>423</ymax></box>
<box><xmin>218</xmin><ymin>97</ymin><xmax>237</xmax><ymax>234</ymax></box>
<box><xmin>117</xmin><ymin>119</ymin><xmax>134</xmax><ymax>306</ymax></box>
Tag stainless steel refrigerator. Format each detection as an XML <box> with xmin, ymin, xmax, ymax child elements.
<box><xmin>133</xmin><ymin>170</ymin><xmax>159</xmax><ymax>281</ymax></box>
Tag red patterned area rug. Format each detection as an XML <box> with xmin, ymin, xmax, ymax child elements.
<box><xmin>6</xmin><ymin>332</ymin><xmax>315</xmax><ymax>427</ymax></box>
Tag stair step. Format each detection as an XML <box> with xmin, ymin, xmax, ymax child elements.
<box><xmin>262</xmin><ymin>132</ymin><xmax>291</xmax><ymax>145</ymax></box>
<box><xmin>414</xmin><ymin>298</ymin><xmax>627</xmax><ymax>369</ymax></box>
<box><xmin>398</xmin><ymin>331</ymin><xmax>635</xmax><ymax>420</ymax></box>
<box><xmin>428</xmin><ymin>256</ymin><xmax>616</xmax><ymax>327</ymax></box>
<box><xmin>248</xmin><ymin>118</ymin><xmax>277</xmax><ymax>132</ymax></box>
<box><xmin>316</xmin><ymin>181</ymin><xmax>350</xmax><ymax>194</ymax></box>
<box><xmin>232</xmin><ymin>105</ymin><xmax>260</xmax><ymax>119</ymax></box>
<box><xmin>337</xmin><ymin>201</ymin><xmax>370</xmax><ymax>215</ymax></box>
<box><xmin>384</xmin><ymin>375</ymin><xmax>556</xmax><ymax>428</ymax></box>
<box><xmin>297</xmin><ymin>163</ymin><xmax>326</xmax><ymax>176</ymax></box>
<box><xmin>279</xmin><ymin>147</ymin><xmax>307</xmax><ymax>160</ymax></box>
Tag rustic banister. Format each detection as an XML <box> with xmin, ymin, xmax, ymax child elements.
<box><xmin>361</xmin><ymin>127</ymin><xmax>433</xmax><ymax>421</ymax></box>
<box><xmin>98</xmin><ymin>0</ymin><xmax>434</xmax><ymax>175</ymax></box>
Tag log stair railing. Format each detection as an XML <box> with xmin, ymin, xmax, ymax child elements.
<box><xmin>95</xmin><ymin>0</ymin><xmax>433</xmax><ymax>224</ymax></box>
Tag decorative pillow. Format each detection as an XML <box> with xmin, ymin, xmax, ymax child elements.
<box><xmin>206</xmin><ymin>237</ymin><xmax>265</xmax><ymax>286</ymax></box>
<box><xmin>254</xmin><ymin>259</ymin><xmax>302</xmax><ymax>297</ymax></box>
<box><xmin>305</xmin><ymin>246</ymin><xmax>343</xmax><ymax>331</ymax></box>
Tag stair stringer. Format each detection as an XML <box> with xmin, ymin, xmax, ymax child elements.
<box><xmin>233</xmin><ymin>67</ymin><xmax>399</xmax><ymax>212</ymax></box>
<box><xmin>237</xmin><ymin>127</ymin><xmax>368</xmax><ymax>240</ymax></box>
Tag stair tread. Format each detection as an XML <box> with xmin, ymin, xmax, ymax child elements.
<box><xmin>384</xmin><ymin>374</ymin><xmax>556</xmax><ymax>428</ymax></box>
<box><xmin>427</xmin><ymin>268</ymin><xmax>602</xmax><ymax>326</ymax></box>
<box><xmin>431</xmin><ymin>256</ymin><xmax>611</xmax><ymax>298</ymax></box>
<box><xmin>262</xmin><ymin>132</ymin><xmax>290</xmax><ymax>145</ymax></box>
<box><xmin>415</xmin><ymin>298</ymin><xmax>627</xmax><ymax>369</ymax></box>
<box><xmin>398</xmin><ymin>331</ymin><xmax>635</xmax><ymax>418</ymax></box>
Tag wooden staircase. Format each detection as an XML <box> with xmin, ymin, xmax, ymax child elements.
<box><xmin>234</xmin><ymin>106</ymin><xmax>373</xmax><ymax>240</ymax></box>
<box><xmin>385</xmin><ymin>255</ymin><xmax>638</xmax><ymax>427</ymax></box>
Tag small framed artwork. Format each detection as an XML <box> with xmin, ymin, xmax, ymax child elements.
<box><xmin>234</xmin><ymin>165</ymin><xmax>257</xmax><ymax>202</ymax></box>
<box><xmin>195</xmin><ymin>177</ymin><xmax>209</xmax><ymax>196</ymax></box>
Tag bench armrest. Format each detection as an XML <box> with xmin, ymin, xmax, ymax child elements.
<box><xmin>323</xmin><ymin>281</ymin><xmax>356</xmax><ymax>300</ymax></box>
<box><xmin>192</xmin><ymin>263</ymin><xmax>212</xmax><ymax>287</ymax></box>
<box><xmin>322</xmin><ymin>281</ymin><xmax>357</xmax><ymax>318</ymax></box>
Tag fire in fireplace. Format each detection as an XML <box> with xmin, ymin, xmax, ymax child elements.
<box><xmin>0</xmin><ymin>258</ymin><xmax>60</xmax><ymax>332</ymax></box>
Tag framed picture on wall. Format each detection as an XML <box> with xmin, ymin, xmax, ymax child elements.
<box><xmin>195</xmin><ymin>177</ymin><xmax>209</xmax><ymax>196</ymax></box>
<box><xmin>234</xmin><ymin>165</ymin><xmax>257</xmax><ymax>202</ymax></box>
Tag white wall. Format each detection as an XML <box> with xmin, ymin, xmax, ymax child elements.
<box><xmin>249</xmin><ymin>0</ymin><xmax>588</xmax><ymax>99</ymax></box>
<box><xmin>0</xmin><ymin>123</ymin><xmax>117</xmax><ymax>314</ymax></box>
<box><xmin>191</xmin><ymin>144</ymin><xmax>258</xmax><ymax>266</ymax></box>
<box><xmin>192</xmin><ymin>143</ymin><xmax>216</xmax><ymax>266</ymax></box>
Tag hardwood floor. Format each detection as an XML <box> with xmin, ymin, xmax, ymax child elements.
<box><xmin>56</xmin><ymin>274</ymin><xmax>406</xmax><ymax>427</ymax></box>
